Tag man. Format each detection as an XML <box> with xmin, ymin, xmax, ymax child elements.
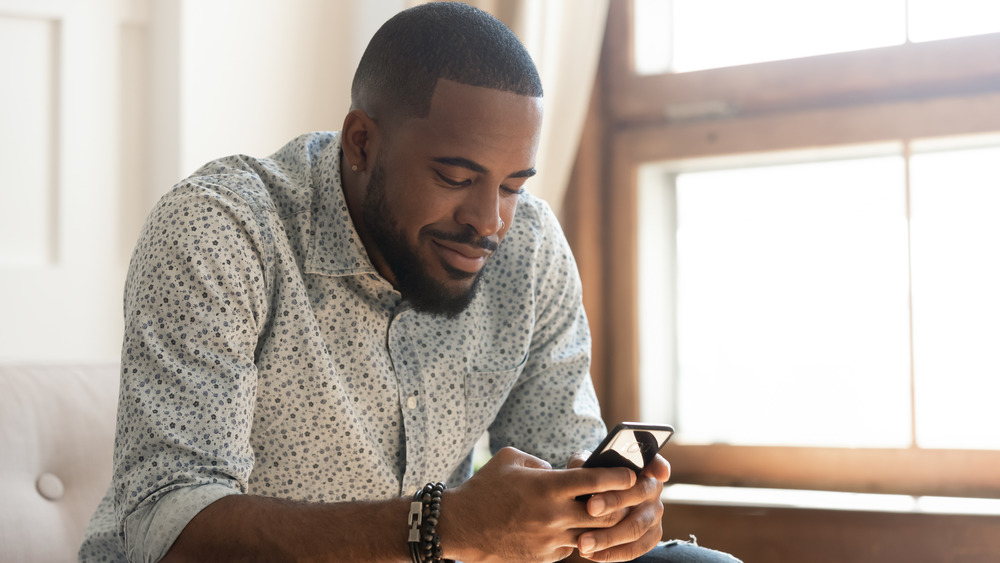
<box><xmin>80</xmin><ymin>3</ymin><xmax>739</xmax><ymax>562</ymax></box>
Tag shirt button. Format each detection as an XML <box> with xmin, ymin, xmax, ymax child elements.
<box><xmin>406</xmin><ymin>396</ymin><xmax>418</xmax><ymax>410</ymax></box>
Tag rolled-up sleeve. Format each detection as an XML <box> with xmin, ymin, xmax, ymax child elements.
<box><xmin>113</xmin><ymin>180</ymin><xmax>273</xmax><ymax>560</ymax></box>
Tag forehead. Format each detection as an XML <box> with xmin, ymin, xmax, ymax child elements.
<box><xmin>390</xmin><ymin>79</ymin><xmax>543</xmax><ymax>170</ymax></box>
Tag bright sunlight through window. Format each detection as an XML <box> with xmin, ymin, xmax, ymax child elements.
<box><xmin>634</xmin><ymin>0</ymin><xmax>1000</xmax><ymax>74</ymax></box>
<box><xmin>641</xmin><ymin>152</ymin><xmax>912</xmax><ymax>447</ymax></box>
<box><xmin>638</xmin><ymin>139</ymin><xmax>1000</xmax><ymax>450</ymax></box>
<box><xmin>910</xmin><ymin>143</ymin><xmax>1000</xmax><ymax>450</ymax></box>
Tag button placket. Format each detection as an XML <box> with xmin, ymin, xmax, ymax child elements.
<box><xmin>390</xmin><ymin>311</ymin><xmax>428</xmax><ymax>492</ymax></box>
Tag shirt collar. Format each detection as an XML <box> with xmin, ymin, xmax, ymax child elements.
<box><xmin>303</xmin><ymin>132</ymin><xmax>380</xmax><ymax>278</ymax></box>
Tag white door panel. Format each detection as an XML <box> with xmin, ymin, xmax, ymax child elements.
<box><xmin>0</xmin><ymin>0</ymin><xmax>142</xmax><ymax>361</ymax></box>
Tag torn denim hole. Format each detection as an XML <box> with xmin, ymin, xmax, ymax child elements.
<box><xmin>659</xmin><ymin>534</ymin><xmax>699</xmax><ymax>547</ymax></box>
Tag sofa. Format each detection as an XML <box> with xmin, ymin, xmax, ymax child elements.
<box><xmin>0</xmin><ymin>364</ymin><xmax>120</xmax><ymax>562</ymax></box>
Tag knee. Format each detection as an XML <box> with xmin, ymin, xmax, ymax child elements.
<box><xmin>631</xmin><ymin>539</ymin><xmax>742</xmax><ymax>563</ymax></box>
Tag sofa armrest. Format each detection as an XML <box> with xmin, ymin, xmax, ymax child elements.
<box><xmin>0</xmin><ymin>364</ymin><xmax>119</xmax><ymax>562</ymax></box>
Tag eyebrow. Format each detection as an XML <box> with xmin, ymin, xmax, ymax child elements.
<box><xmin>432</xmin><ymin>156</ymin><xmax>536</xmax><ymax>179</ymax></box>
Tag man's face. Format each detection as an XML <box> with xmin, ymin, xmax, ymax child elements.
<box><xmin>360</xmin><ymin>79</ymin><xmax>542</xmax><ymax>317</ymax></box>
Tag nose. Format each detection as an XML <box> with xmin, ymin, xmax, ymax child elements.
<box><xmin>455</xmin><ymin>182</ymin><xmax>503</xmax><ymax>236</ymax></box>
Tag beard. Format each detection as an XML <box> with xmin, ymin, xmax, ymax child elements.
<box><xmin>361</xmin><ymin>157</ymin><xmax>495</xmax><ymax>318</ymax></box>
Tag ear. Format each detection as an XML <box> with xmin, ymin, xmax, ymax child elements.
<box><xmin>341</xmin><ymin>109</ymin><xmax>381</xmax><ymax>173</ymax></box>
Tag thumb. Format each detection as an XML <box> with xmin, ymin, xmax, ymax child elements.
<box><xmin>567</xmin><ymin>450</ymin><xmax>592</xmax><ymax>469</ymax></box>
<box><xmin>521</xmin><ymin>453</ymin><xmax>553</xmax><ymax>470</ymax></box>
<box><xmin>494</xmin><ymin>446</ymin><xmax>553</xmax><ymax>470</ymax></box>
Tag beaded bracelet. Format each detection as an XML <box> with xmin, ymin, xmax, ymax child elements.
<box><xmin>407</xmin><ymin>482</ymin><xmax>452</xmax><ymax>563</ymax></box>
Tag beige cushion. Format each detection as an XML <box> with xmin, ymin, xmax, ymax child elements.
<box><xmin>0</xmin><ymin>364</ymin><xmax>119</xmax><ymax>562</ymax></box>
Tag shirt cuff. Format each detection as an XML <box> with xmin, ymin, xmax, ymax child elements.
<box><xmin>124</xmin><ymin>483</ymin><xmax>240</xmax><ymax>563</ymax></box>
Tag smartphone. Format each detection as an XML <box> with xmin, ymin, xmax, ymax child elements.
<box><xmin>582</xmin><ymin>422</ymin><xmax>674</xmax><ymax>474</ymax></box>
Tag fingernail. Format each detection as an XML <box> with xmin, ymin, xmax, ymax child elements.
<box><xmin>580</xmin><ymin>535</ymin><xmax>595</xmax><ymax>554</ymax></box>
<box><xmin>588</xmin><ymin>496</ymin><xmax>606</xmax><ymax>516</ymax></box>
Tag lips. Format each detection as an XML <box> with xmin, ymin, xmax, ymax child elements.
<box><xmin>431</xmin><ymin>239</ymin><xmax>491</xmax><ymax>274</ymax></box>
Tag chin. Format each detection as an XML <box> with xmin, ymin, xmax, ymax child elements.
<box><xmin>441</xmin><ymin>263</ymin><xmax>480</xmax><ymax>282</ymax></box>
<box><xmin>405</xmin><ymin>264</ymin><xmax>485</xmax><ymax>319</ymax></box>
<box><xmin>436</xmin><ymin>274</ymin><xmax>478</xmax><ymax>301</ymax></box>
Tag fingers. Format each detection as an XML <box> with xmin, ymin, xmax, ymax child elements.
<box><xmin>583</xmin><ymin>454</ymin><xmax>669</xmax><ymax>519</ymax></box>
<box><xmin>490</xmin><ymin>446</ymin><xmax>553</xmax><ymax>470</ymax></box>
<box><xmin>585</xmin><ymin>473</ymin><xmax>661</xmax><ymax>518</ymax></box>
<box><xmin>565</xmin><ymin>466</ymin><xmax>636</xmax><ymax>499</ymax></box>
<box><xmin>642</xmin><ymin>454</ymin><xmax>671</xmax><ymax>483</ymax></box>
<box><xmin>576</xmin><ymin>498</ymin><xmax>664</xmax><ymax>561</ymax></box>
<box><xmin>454</xmin><ymin>447</ymin><xmax>665</xmax><ymax>562</ymax></box>
<box><xmin>477</xmin><ymin>448</ymin><xmax>631</xmax><ymax>514</ymax></box>
<box><xmin>524</xmin><ymin>455</ymin><xmax>554</xmax><ymax>470</ymax></box>
<box><xmin>490</xmin><ymin>447</ymin><xmax>640</xmax><ymax>499</ymax></box>
<box><xmin>567</xmin><ymin>450</ymin><xmax>591</xmax><ymax>469</ymax></box>
<box><xmin>580</xmin><ymin>524</ymin><xmax>663</xmax><ymax>562</ymax></box>
<box><xmin>448</xmin><ymin>449</ymin><xmax>592</xmax><ymax>562</ymax></box>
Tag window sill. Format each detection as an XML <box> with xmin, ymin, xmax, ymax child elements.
<box><xmin>662</xmin><ymin>484</ymin><xmax>1000</xmax><ymax>516</ymax></box>
<box><xmin>659</xmin><ymin>485</ymin><xmax>1000</xmax><ymax>562</ymax></box>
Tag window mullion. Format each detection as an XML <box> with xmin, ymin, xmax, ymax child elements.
<box><xmin>904</xmin><ymin>140</ymin><xmax>918</xmax><ymax>450</ymax></box>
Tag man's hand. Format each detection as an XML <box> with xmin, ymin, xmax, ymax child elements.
<box><xmin>567</xmin><ymin>451</ymin><xmax>671</xmax><ymax>562</ymax></box>
<box><xmin>439</xmin><ymin>447</ymin><xmax>638</xmax><ymax>563</ymax></box>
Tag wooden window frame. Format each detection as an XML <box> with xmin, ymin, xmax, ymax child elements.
<box><xmin>600</xmin><ymin>0</ymin><xmax>1000</xmax><ymax>499</ymax></box>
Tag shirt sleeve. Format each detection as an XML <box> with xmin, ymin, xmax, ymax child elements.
<box><xmin>113</xmin><ymin>179</ymin><xmax>274</xmax><ymax>560</ymax></box>
<box><xmin>487</xmin><ymin>198</ymin><xmax>606</xmax><ymax>467</ymax></box>
<box><xmin>124</xmin><ymin>484</ymin><xmax>239</xmax><ymax>563</ymax></box>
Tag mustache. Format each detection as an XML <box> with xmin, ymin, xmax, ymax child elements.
<box><xmin>425</xmin><ymin>226</ymin><xmax>499</xmax><ymax>252</ymax></box>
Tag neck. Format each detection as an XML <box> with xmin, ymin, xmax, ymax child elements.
<box><xmin>338</xmin><ymin>154</ymin><xmax>396</xmax><ymax>286</ymax></box>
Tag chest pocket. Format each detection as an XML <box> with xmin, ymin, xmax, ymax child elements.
<box><xmin>463</xmin><ymin>352</ymin><xmax>527</xmax><ymax>445</ymax></box>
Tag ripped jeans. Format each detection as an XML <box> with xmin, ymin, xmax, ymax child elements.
<box><xmin>631</xmin><ymin>537</ymin><xmax>742</xmax><ymax>563</ymax></box>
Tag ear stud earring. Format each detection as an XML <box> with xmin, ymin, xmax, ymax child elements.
<box><xmin>351</xmin><ymin>164</ymin><xmax>359</xmax><ymax>172</ymax></box>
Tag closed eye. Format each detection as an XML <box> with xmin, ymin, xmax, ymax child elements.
<box><xmin>435</xmin><ymin>170</ymin><xmax>472</xmax><ymax>188</ymax></box>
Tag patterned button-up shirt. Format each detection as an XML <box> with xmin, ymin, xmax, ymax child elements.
<box><xmin>79</xmin><ymin>132</ymin><xmax>604</xmax><ymax>562</ymax></box>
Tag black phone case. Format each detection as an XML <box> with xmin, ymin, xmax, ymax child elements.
<box><xmin>576</xmin><ymin>422</ymin><xmax>673</xmax><ymax>501</ymax></box>
<box><xmin>582</xmin><ymin>422</ymin><xmax>674</xmax><ymax>473</ymax></box>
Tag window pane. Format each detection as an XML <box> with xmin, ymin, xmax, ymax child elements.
<box><xmin>908</xmin><ymin>0</ymin><xmax>1000</xmax><ymax>42</ymax></box>
<box><xmin>672</xmin><ymin>156</ymin><xmax>911</xmax><ymax>447</ymax></box>
<box><xmin>910</xmin><ymin>145</ymin><xmax>1000</xmax><ymax>449</ymax></box>
<box><xmin>634</xmin><ymin>0</ymin><xmax>905</xmax><ymax>74</ymax></box>
<box><xmin>633</xmin><ymin>0</ymin><xmax>674</xmax><ymax>75</ymax></box>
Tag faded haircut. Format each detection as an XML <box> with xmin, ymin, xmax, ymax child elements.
<box><xmin>350</xmin><ymin>2</ymin><xmax>543</xmax><ymax>128</ymax></box>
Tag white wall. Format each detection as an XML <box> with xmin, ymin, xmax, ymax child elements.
<box><xmin>160</xmin><ymin>0</ymin><xmax>403</xmax><ymax>204</ymax></box>
<box><xmin>0</xmin><ymin>0</ymin><xmax>604</xmax><ymax>362</ymax></box>
<box><xmin>0</xmin><ymin>0</ymin><xmax>403</xmax><ymax>362</ymax></box>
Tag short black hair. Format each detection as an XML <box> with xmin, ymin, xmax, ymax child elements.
<box><xmin>351</xmin><ymin>2</ymin><xmax>543</xmax><ymax>127</ymax></box>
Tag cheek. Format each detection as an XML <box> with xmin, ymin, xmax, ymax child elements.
<box><xmin>392</xmin><ymin>187</ymin><xmax>455</xmax><ymax>238</ymax></box>
<box><xmin>501</xmin><ymin>197</ymin><xmax>519</xmax><ymax>223</ymax></box>
<box><xmin>381</xmin><ymin>176</ymin><xmax>429</xmax><ymax>227</ymax></box>
<box><xmin>405</xmin><ymin>189</ymin><xmax>469</xmax><ymax>228</ymax></box>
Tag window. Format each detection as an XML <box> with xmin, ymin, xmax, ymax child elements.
<box><xmin>640</xmin><ymin>148</ymin><xmax>912</xmax><ymax>448</ymax></box>
<box><xmin>910</xmin><ymin>141</ymin><xmax>1000</xmax><ymax>450</ymax></box>
<box><xmin>639</xmin><ymin>139</ymin><xmax>1000</xmax><ymax>452</ymax></box>
<box><xmin>600</xmin><ymin>0</ymin><xmax>1000</xmax><ymax>498</ymax></box>
<box><xmin>634</xmin><ymin>0</ymin><xmax>1000</xmax><ymax>74</ymax></box>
